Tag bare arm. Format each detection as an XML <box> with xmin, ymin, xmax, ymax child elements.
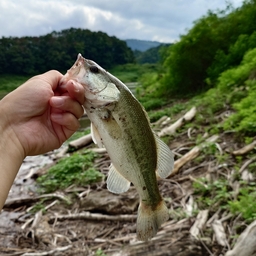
<box><xmin>0</xmin><ymin>70</ymin><xmax>85</xmax><ymax>209</ymax></box>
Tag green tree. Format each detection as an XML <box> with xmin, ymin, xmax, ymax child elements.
<box><xmin>159</xmin><ymin>0</ymin><xmax>256</xmax><ymax>97</ymax></box>
<box><xmin>0</xmin><ymin>28</ymin><xmax>134</xmax><ymax>75</ymax></box>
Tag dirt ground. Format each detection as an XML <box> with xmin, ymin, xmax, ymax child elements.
<box><xmin>0</xmin><ymin>110</ymin><xmax>253</xmax><ymax>256</ymax></box>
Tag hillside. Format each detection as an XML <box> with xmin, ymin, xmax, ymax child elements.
<box><xmin>0</xmin><ymin>28</ymin><xmax>134</xmax><ymax>76</ymax></box>
<box><xmin>125</xmin><ymin>39</ymin><xmax>163</xmax><ymax>52</ymax></box>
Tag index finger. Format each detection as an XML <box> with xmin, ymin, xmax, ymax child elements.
<box><xmin>35</xmin><ymin>70</ymin><xmax>63</xmax><ymax>91</ymax></box>
<box><xmin>65</xmin><ymin>80</ymin><xmax>85</xmax><ymax>105</ymax></box>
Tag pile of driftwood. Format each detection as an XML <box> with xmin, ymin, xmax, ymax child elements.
<box><xmin>2</xmin><ymin>106</ymin><xmax>256</xmax><ymax>255</ymax></box>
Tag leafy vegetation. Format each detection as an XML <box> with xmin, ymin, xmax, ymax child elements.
<box><xmin>193</xmin><ymin>178</ymin><xmax>231</xmax><ymax>210</ymax></box>
<box><xmin>193</xmin><ymin>178</ymin><xmax>256</xmax><ymax>222</ymax></box>
<box><xmin>109</xmin><ymin>62</ymin><xmax>160</xmax><ymax>84</ymax></box>
<box><xmin>214</xmin><ymin>47</ymin><xmax>256</xmax><ymax>134</ymax></box>
<box><xmin>0</xmin><ymin>28</ymin><xmax>134</xmax><ymax>75</ymax></box>
<box><xmin>36</xmin><ymin>151</ymin><xmax>104</xmax><ymax>193</ymax></box>
<box><xmin>134</xmin><ymin>44</ymin><xmax>171</xmax><ymax>64</ymax></box>
<box><xmin>3</xmin><ymin>1</ymin><xmax>256</xmax><ymax>249</ymax></box>
<box><xmin>138</xmin><ymin>0</ymin><xmax>256</xmax><ymax>97</ymax></box>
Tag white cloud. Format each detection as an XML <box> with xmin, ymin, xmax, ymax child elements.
<box><xmin>0</xmin><ymin>0</ymin><xmax>244</xmax><ymax>42</ymax></box>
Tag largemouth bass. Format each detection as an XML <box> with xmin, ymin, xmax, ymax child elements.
<box><xmin>61</xmin><ymin>54</ymin><xmax>174</xmax><ymax>241</ymax></box>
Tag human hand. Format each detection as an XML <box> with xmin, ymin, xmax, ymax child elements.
<box><xmin>0</xmin><ymin>70</ymin><xmax>85</xmax><ymax>157</ymax></box>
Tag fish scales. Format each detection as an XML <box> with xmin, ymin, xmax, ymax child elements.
<box><xmin>61</xmin><ymin>54</ymin><xmax>174</xmax><ymax>241</ymax></box>
<box><xmin>110</xmin><ymin>86</ymin><xmax>162</xmax><ymax>206</ymax></box>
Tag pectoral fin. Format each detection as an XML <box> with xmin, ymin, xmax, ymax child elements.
<box><xmin>107</xmin><ymin>164</ymin><xmax>130</xmax><ymax>194</ymax></box>
<box><xmin>91</xmin><ymin>122</ymin><xmax>104</xmax><ymax>148</ymax></box>
<box><xmin>155</xmin><ymin>135</ymin><xmax>174</xmax><ymax>179</ymax></box>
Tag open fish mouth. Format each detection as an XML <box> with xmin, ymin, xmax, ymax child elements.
<box><xmin>66</xmin><ymin>53</ymin><xmax>110</xmax><ymax>95</ymax></box>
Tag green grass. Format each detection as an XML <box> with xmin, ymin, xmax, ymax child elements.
<box><xmin>36</xmin><ymin>150</ymin><xmax>104</xmax><ymax>193</ymax></box>
<box><xmin>0</xmin><ymin>74</ymin><xmax>29</xmax><ymax>93</ymax></box>
<box><xmin>109</xmin><ymin>63</ymin><xmax>160</xmax><ymax>83</ymax></box>
<box><xmin>193</xmin><ymin>177</ymin><xmax>256</xmax><ymax>222</ymax></box>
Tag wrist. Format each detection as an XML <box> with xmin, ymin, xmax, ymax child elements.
<box><xmin>0</xmin><ymin>100</ymin><xmax>25</xmax><ymax>209</ymax></box>
<box><xmin>0</xmin><ymin>97</ymin><xmax>26</xmax><ymax>160</ymax></box>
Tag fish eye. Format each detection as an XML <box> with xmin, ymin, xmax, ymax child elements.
<box><xmin>90</xmin><ymin>65</ymin><xmax>99</xmax><ymax>73</ymax></box>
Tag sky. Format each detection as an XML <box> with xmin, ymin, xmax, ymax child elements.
<box><xmin>0</xmin><ymin>0</ymin><xmax>245</xmax><ymax>43</ymax></box>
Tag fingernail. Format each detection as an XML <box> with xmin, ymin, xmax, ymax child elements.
<box><xmin>51</xmin><ymin>97</ymin><xmax>64</xmax><ymax>107</ymax></box>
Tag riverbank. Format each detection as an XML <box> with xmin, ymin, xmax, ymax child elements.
<box><xmin>1</xmin><ymin>98</ymin><xmax>256</xmax><ymax>255</ymax></box>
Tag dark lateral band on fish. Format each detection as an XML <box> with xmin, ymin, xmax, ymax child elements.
<box><xmin>61</xmin><ymin>53</ymin><xmax>174</xmax><ymax>241</ymax></box>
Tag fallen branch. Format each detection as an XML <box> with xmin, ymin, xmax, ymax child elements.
<box><xmin>158</xmin><ymin>107</ymin><xmax>197</xmax><ymax>137</ymax></box>
<box><xmin>238</xmin><ymin>155</ymin><xmax>256</xmax><ymax>174</ymax></box>
<box><xmin>68</xmin><ymin>134</ymin><xmax>92</xmax><ymax>150</ymax></box>
<box><xmin>21</xmin><ymin>245</ymin><xmax>72</xmax><ymax>256</ymax></box>
<box><xmin>54</xmin><ymin>146</ymin><xmax>69</xmax><ymax>159</ymax></box>
<box><xmin>232</xmin><ymin>140</ymin><xmax>256</xmax><ymax>156</ymax></box>
<box><xmin>212</xmin><ymin>219</ymin><xmax>229</xmax><ymax>247</ymax></box>
<box><xmin>152</xmin><ymin>115</ymin><xmax>169</xmax><ymax>128</ymax></box>
<box><xmin>190</xmin><ymin>210</ymin><xmax>209</xmax><ymax>239</ymax></box>
<box><xmin>170</xmin><ymin>135</ymin><xmax>219</xmax><ymax>176</ymax></box>
<box><xmin>49</xmin><ymin>211</ymin><xmax>137</xmax><ymax>222</ymax></box>
<box><xmin>4</xmin><ymin>193</ymin><xmax>71</xmax><ymax>208</ymax></box>
<box><xmin>90</xmin><ymin>148</ymin><xmax>107</xmax><ymax>154</ymax></box>
<box><xmin>225</xmin><ymin>220</ymin><xmax>256</xmax><ymax>256</ymax></box>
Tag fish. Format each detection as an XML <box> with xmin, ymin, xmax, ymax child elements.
<box><xmin>61</xmin><ymin>54</ymin><xmax>174</xmax><ymax>241</ymax></box>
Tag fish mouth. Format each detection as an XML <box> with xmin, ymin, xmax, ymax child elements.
<box><xmin>67</xmin><ymin>53</ymin><xmax>86</xmax><ymax>77</ymax></box>
<box><xmin>75</xmin><ymin>54</ymin><xmax>109</xmax><ymax>95</ymax></box>
<box><xmin>61</xmin><ymin>53</ymin><xmax>110</xmax><ymax>98</ymax></box>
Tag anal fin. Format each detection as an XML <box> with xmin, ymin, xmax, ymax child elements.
<box><xmin>107</xmin><ymin>164</ymin><xmax>130</xmax><ymax>194</ymax></box>
<box><xmin>154</xmin><ymin>134</ymin><xmax>174</xmax><ymax>179</ymax></box>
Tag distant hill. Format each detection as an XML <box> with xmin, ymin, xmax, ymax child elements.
<box><xmin>134</xmin><ymin>44</ymin><xmax>171</xmax><ymax>64</ymax></box>
<box><xmin>125</xmin><ymin>39</ymin><xmax>163</xmax><ymax>52</ymax></box>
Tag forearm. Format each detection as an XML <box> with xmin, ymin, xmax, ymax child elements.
<box><xmin>0</xmin><ymin>110</ymin><xmax>25</xmax><ymax>209</ymax></box>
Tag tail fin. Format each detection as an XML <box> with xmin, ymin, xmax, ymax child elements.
<box><xmin>136</xmin><ymin>200</ymin><xmax>169</xmax><ymax>241</ymax></box>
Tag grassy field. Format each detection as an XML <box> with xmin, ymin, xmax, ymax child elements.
<box><xmin>0</xmin><ymin>74</ymin><xmax>30</xmax><ymax>99</ymax></box>
<box><xmin>109</xmin><ymin>63</ymin><xmax>160</xmax><ymax>83</ymax></box>
<box><xmin>0</xmin><ymin>63</ymin><xmax>157</xmax><ymax>99</ymax></box>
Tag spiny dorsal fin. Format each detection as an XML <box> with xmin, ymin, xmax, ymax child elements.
<box><xmin>107</xmin><ymin>164</ymin><xmax>130</xmax><ymax>194</ymax></box>
<box><xmin>154</xmin><ymin>134</ymin><xmax>174</xmax><ymax>179</ymax></box>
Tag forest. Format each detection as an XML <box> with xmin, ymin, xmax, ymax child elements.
<box><xmin>0</xmin><ymin>28</ymin><xmax>134</xmax><ymax>75</ymax></box>
<box><xmin>2</xmin><ymin>0</ymin><xmax>256</xmax><ymax>255</ymax></box>
<box><xmin>154</xmin><ymin>0</ymin><xmax>256</xmax><ymax>96</ymax></box>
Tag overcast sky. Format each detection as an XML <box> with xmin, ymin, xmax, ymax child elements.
<box><xmin>0</xmin><ymin>0</ymin><xmax>244</xmax><ymax>43</ymax></box>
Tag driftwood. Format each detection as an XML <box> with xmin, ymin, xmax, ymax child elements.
<box><xmin>158</xmin><ymin>107</ymin><xmax>197</xmax><ymax>137</ymax></box>
<box><xmin>90</xmin><ymin>147</ymin><xmax>107</xmax><ymax>154</ymax></box>
<box><xmin>212</xmin><ymin>219</ymin><xmax>228</xmax><ymax>247</ymax></box>
<box><xmin>153</xmin><ymin>115</ymin><xmax>170</xmax><ymax>127</ymax></box>
<box><xmin>190</xmin><ymin>210</ymin><xmax>209</xmax><ymax>239</ymax></box>
<box><xmin>225</xmin><ymin>220</ymin><xmax>256</xmax><ymax>256</ymax></box>
<box><xmin>21</xmin><ymin>245</ymin><xmax>72</xmax><ymax>256</ymax></box>
<box><xmin>68</xmin><ymin>133</ymin><xmax>92</xmax><ymax>149</ymax></box>
<box><xmin>49</xmin><ymin>211</ymin><xmax>137</xmax><ymax>222</ymax></box>
<box><xmin>170</xmin><ymin>135</ymin><xmax>219</xmax><ymax>176</ymax></box>
<box><xmin>238</xmin><ymin>155</ymin><xmax>256</xmax><ymax>174</ymax></box>
<box><xmin>4</xmin><ymin>193</ymin><xmax>71</xmax><ymax>208</ymax></box>
<box><xmin>232</xmin><ymin>140</ymin><xmax>256</xmax><ymax>155</ymax></box>
<box><xmin>54</xmin><ymin>145</ymin><xmax>69</xmax><ymax>159</ymax></box>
